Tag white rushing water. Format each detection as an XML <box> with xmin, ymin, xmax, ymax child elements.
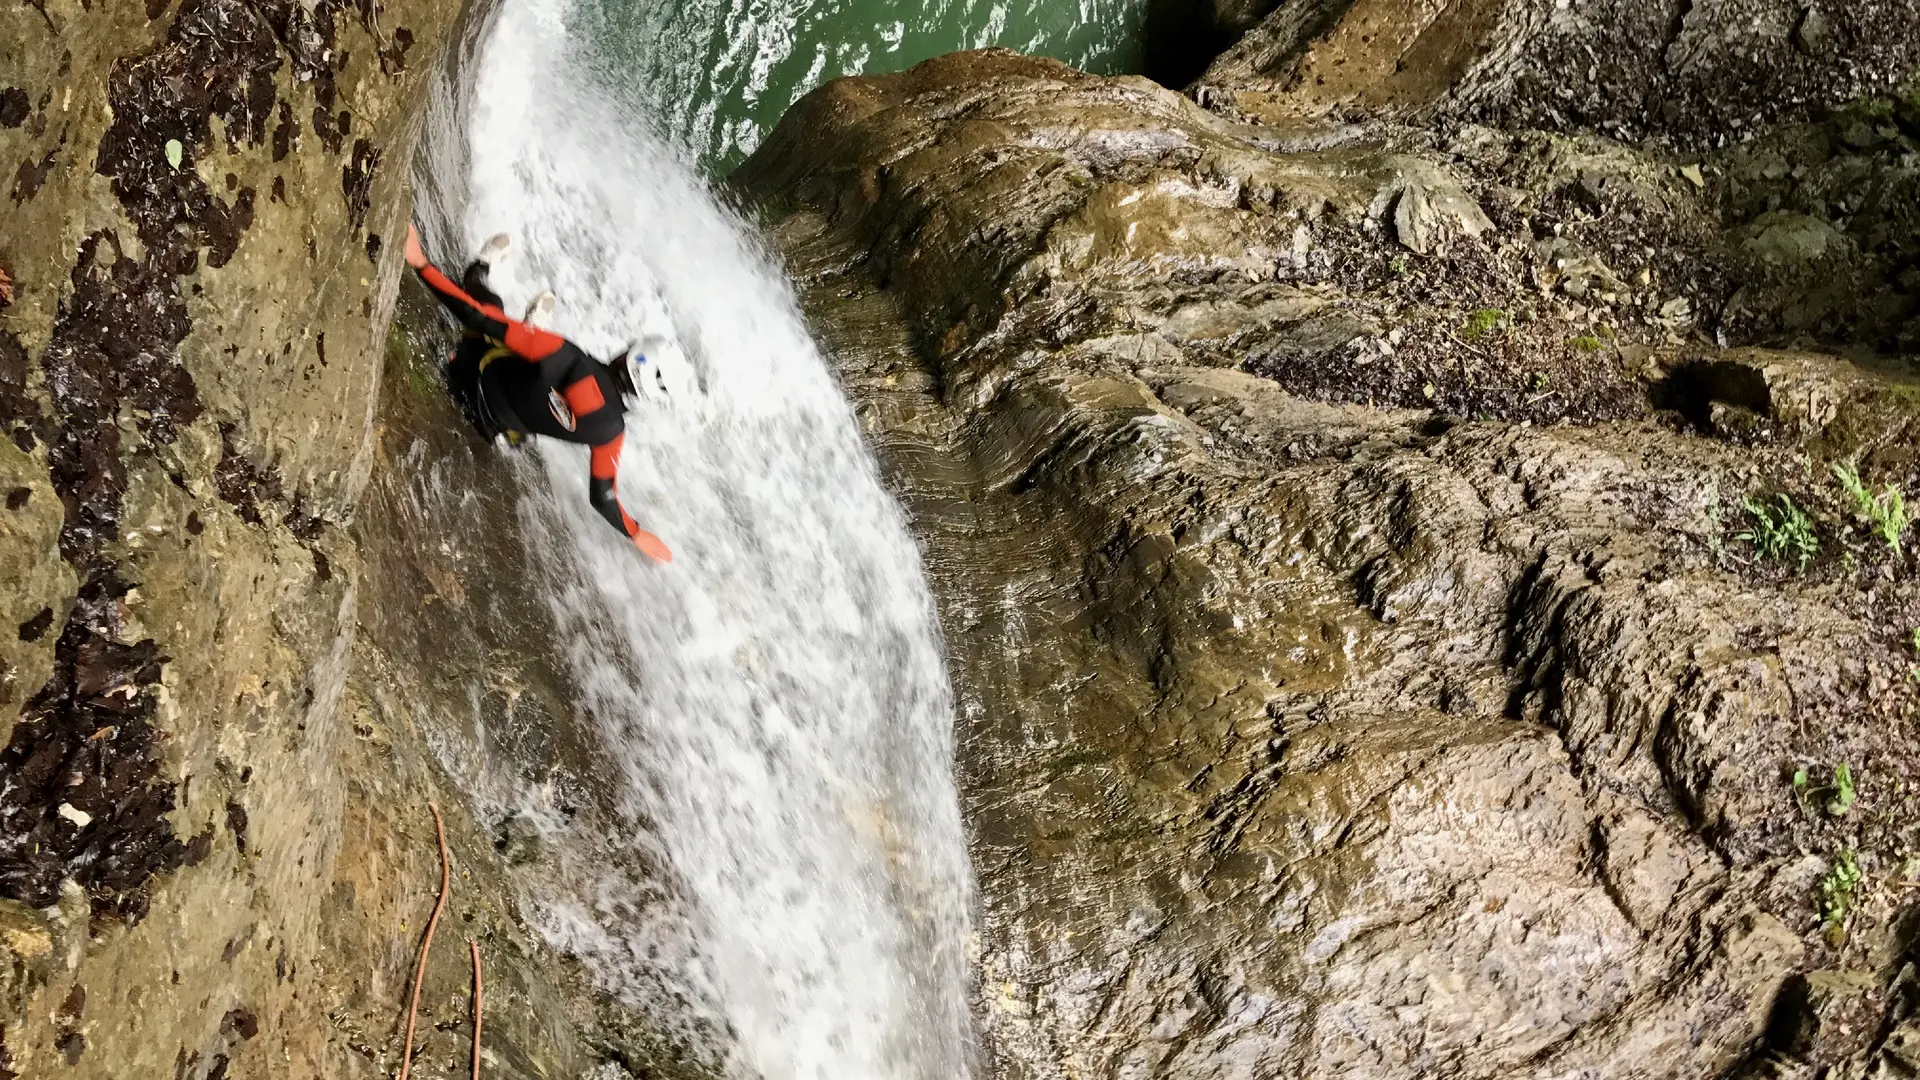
<box><xmin>420</xmin><ymin>1</ymin><xmax>976</xmax><ymax>1076</ymax></box>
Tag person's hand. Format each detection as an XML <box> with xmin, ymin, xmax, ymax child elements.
<box><xmin>632</xmin><ymin>529</ymin><xmax>673</xmax><ymax>564</ymax></box>
<box><xmin>403</xmin><ymin>222</ymin><xmax>427</xmax><ymax>270</ymax></box>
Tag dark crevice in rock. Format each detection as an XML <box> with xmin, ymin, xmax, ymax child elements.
<box><xmin>1660</xmin><ymin>0</ymin><xmax>1697</xmax><ymax>75</ymax></box>
<box><xmin>224</xmin><ymin>801</ymin><xmax>248</xmax><ymax>855</ymax></box>
<box><xmin>214</xmin><ymin>423</ymin><xmax>277</xmax><ymax>526</ymax></box>
<box><xmin>1650</xmin><ymin>358</ymin><xmax>1775</xmax><ymax>432</ymax></box>
<box><xmin>271</xmin><ymin>101</ymin><xmax>296</xmax><ymax>161</ymax></box>
<box><xmin>16</xmin><ymin>608</ymin><xmax>53</xmax><ymax>643</ymax></box>
<box><xmin>220</xmin><ymin>1007</ymin><xmax>258</xmax><ymax>1040</ymax></box>
<box><xmin>378</xmin><ymin>26</ymin><xmax>415</xmax><ymax>75</ymax></box>
<box><xmin>0</xmin><ymin>89</ymin><xmax>28</xmax><ymax>129</ymax></box>
<box><xmin>0</xmin><ymin>570</ymin><xmax>183</xmax><ymax>926</ymax></box>
<box><xmin>1141</xmin><ymin>0</ymin><xmax>1259</xmax><ymax>90</ymax></box>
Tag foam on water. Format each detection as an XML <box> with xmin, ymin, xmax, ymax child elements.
<box><xmin>419</xmin><ymin>2</ymin><xmax>976</xmax><ymax>1075</ymax></box>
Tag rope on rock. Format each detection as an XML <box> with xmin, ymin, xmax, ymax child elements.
<box><xmin>470</xmin><ymin>940</ymin><xmax>484</xmax><ymax>1079</ymax></box>
<box><xmin>399</xmin><ymin>804</ymin><xmax>451</xmax><ymax>1080</ymax></box>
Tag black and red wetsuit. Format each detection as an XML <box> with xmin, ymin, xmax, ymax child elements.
<box><xmin>414</xmin><ymin>261</ymin><xmax>650</xmax><ymax>544</ymax></box>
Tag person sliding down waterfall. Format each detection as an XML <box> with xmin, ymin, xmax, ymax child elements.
<box><xmin>403</xmin><ymin>223</ymin><xmax>673</xmax><ymax>564</ymax></box>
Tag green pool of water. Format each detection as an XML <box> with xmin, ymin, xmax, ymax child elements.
<box><xmin>573</xmin><ymin>0</ymin><xmax>1158</xmax><ymax>172</ymax></box>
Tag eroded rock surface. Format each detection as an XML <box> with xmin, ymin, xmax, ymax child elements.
<box><xmin>1196</xmin><ymin>0</ymin><xmax>1920</xmax><ymax>147</ymax></box>
<box><xmin>740</xmin><ymin>42</ymin><xmax>1920</xmax><ymax>1080</ymax></box>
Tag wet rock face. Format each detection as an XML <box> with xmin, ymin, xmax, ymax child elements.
<box><xmin>0</xmin><ymin>0</ymin><xmax>627</xmax><ymax>1075</ymax></box>
<box><xmin>743</xmin><ymin>36</ymin><xmax>1920</xmax><ymax>1080</ymax></box>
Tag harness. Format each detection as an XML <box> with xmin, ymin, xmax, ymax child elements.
<box><xmin>473</xmin><ymin>341</ymin><xmax>528</xmax><ymax>446</ymax></box>
<box><xmin>474</xmin><ymin>338</ymin><xmax>583</xmax><ymax>440</ymax></box>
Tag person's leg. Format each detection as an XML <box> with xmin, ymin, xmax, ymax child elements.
<box><xmin>461</xmin><ymin>260</ymin><xmax>504</xmax><ymax>310</ymax></box>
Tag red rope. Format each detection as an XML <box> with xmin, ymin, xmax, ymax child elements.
<box><xmin>470</xmin><ymin>941</ymin><xmax>484</xmax><ymax>1080</ymax></box>
<box><xmin>398</xmin><ymin>805</ymin><xmax>451</xmax><ymax>1080</ymax></box>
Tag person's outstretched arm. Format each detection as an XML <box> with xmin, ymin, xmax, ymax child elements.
<box><xmin>404</xmin><ymin>224</ymin><xmax>565</xmax><ymax>361</ymax></box>
<box><xmin>588</xmin><ymin>435</ymin><xmax>673</xmax><ymax>564</ymax></box>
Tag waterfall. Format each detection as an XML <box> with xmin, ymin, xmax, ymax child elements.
<box><xmin>413</xmin><ymin>0</ymin><xmax>976</xmax><ymax>1075</ymax></box>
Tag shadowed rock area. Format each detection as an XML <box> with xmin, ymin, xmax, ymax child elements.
<box><xmin>737</xmin><ymin>18</ymin><xmax>1920</xmax><ymax>1080</ymax></box>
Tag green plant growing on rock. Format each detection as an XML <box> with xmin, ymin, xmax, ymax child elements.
<box><xmin>1569</xmin><ymin>334</ymin><xmax>1605</xmax><ymax>354</ymax></box>
<box><xmin>1792</xmin><ymin>763</ymin><xmax>1859</xmax><ymax>815</ymax></box>
<box><xmin>1461</xmin><ymin>308</ymin><xmax>1506</xmax><ymax>340</ymax></box>
<box><xmin>1818</xmin><ymin>849</ymin><xmax>1862</xmax><ymax>943</ymax></box>
<box><xmin>1832</xmin><ymin>460</ymin><xmax>1909</xmax><ymax>556</ymax></box>
<box><xmin>1738</xmin><ymin>494</ymin><xmax>1819</xmax><ymax>570</ymax></box>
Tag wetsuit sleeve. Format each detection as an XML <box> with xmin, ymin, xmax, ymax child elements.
<box><xmin>587</xmin><ymin>435</ymin><xmax>643</xmax><ymax>539</ymax></box>
<box><xmin>417</xmin><ymin>264</ymin><xmax>512</xmax><ymax>339</ymax></box>
<box><xmin>416</xmin><ymin>264</ymin><xmax>568</xmax><ymax>361</ymax></box>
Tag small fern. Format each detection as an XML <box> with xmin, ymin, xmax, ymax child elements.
<box><xmin>1818</xmin><ymin>849</ymin><xmax>1863</xmax><ymax>942</ymax></box>
<box><xmin>1832</xmin><ymin>460</ymin><xmax>1910</xmax><ymax>556</ymax></box>
<box><xmin>1737</xmin><ymin>494</ymin><xmax>1819</xmax><ymax>571</ymax></box>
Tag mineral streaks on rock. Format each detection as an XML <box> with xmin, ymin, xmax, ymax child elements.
<box><xmin>745</xmin><ymin>45</ymin><xmax>1920</xmax><ymax>1080</ymax></box>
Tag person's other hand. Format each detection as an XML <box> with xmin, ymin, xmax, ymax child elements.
<box><xmin>404</xmin><ymin>223</ymin><xmax>428</xmax><ymax>269</ymax></box>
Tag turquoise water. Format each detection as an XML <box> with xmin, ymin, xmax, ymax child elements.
<box><xmin>572</xmin><ymin>0</ymin><xmax>1154</xmax><ymax>172</ymax></box>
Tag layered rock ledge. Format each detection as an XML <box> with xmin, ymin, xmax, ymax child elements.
<box><xmin>739</xmin><ymin>23</ymin><xmax>1920</xmax><ymax>1079</ymax></box>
